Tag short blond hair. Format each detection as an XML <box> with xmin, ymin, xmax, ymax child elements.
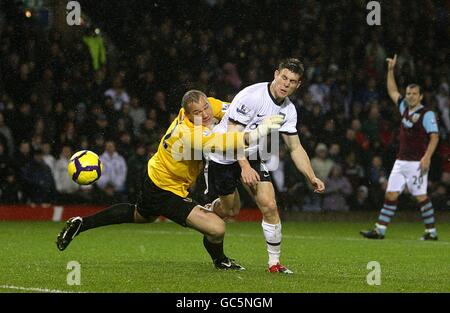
<box><xmin>181</xmin><ymin>90</ymin><xmax>207</xmax><ymax>113</ymax></box>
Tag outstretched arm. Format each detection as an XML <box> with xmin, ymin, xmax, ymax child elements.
<box><xmin>386</xmin><ymin>54</ymin><xmax>401</xmax><ymax>104</ymax></box>
<box><xmin>281</xmin><ymin>134</ymin><xmax>325</xmax><ymax>193</ymax></box>
<box><xmin>195</xmin><ymin>115</ymin><xmax>284</xmax><ymax>151</ymax></box>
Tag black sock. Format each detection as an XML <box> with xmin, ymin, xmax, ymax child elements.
<box><xmin>203</xmin><ymin>236</ymin><xmax>226</xmax><ymax>261</ymax></box>
<box><xmin>80</xmin><ymin>203</ymin><xmax>136</xmax><ymax>233</ymax></box>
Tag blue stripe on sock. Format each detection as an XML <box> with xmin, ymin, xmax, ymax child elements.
<box><xmin>421</xmin><ymin>209</ymin><xmax>434</xmax><ymax>218</ymax></box>
<box><xmin>424</xmin><ymin>217</ymin><xmax>435</xmax><ymax>225</ymax></box>
<box><xmin>420</xmin><ymin>203</ymin><xmax>432</xmax><ymax>211</ymax></box>
<box><xmin>381</xmin><ymin>209</ymin><xmax>395</xmax><ymax>216</ymax></box>
<box><xmin>384</xmin><ymin>204</ymin><xmax>397</xmax><ymax>210</ymax></box>
<box><xmin>378</xmin><ymin>215</ymin><xmax>391</xmax><ymax>223</ymax></box>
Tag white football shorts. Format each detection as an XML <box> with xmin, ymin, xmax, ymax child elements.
<box><xmin>386</xmin><ymin>160</ymin><xmax>428</xmax><ymax>196</ymax></box>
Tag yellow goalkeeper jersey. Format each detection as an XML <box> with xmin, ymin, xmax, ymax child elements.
<box><xmin>147</xmin><ymin>97</ymin><xmax>245</xmax><ymax>198</ymax></box>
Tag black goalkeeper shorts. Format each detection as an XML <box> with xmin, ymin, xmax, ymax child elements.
<box><xmin>136</xmin><ymin>172</ymin><xmax>198</xmax><ymax>227</ymax></box>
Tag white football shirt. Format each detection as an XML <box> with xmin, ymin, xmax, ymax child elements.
<box><xmin>210</xmin><ymin>82</ymin><xmax>298</xmax><ymax>165</ymax></box>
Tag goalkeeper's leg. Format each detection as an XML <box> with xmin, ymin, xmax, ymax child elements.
<box><xmin>56</xmin><ymin>203</ymin><xmax>156</xmax><ymax>251</ymax></box>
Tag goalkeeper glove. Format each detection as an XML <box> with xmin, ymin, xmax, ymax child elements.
<box><xmin>248</xmin><ymin>115</ymin><xmax>284</xmax><ymax>143</ymax></box>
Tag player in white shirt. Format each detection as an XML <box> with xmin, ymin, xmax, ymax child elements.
<box><xmin>206</xmin><ymin>58</ymin><xmax>325</xmax><ymax>274</ymax></box>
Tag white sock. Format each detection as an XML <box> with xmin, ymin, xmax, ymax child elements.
<box><xmin>375</xmin><ymin>223</ymin><xmax>387</xmax><ymax>235</ymax></box>
<box><xmin>262</xmin><ymin>220</ymin><xmax>282</xmax><ymax>267</ymax></box>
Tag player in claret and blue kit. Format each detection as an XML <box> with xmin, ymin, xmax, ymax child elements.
<box><xmin>360</xmin><ymin>54</ymin><xmax>440</xmax><ymax>240</ymax></box>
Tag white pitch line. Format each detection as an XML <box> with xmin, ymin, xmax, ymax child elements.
<box><xmin>134</xmin><ymin>229</ymin><xmax>450</xmax><ymax>245</ymax></box>
<box><xmin>0</xmin><ymin>285</ymin><xmax>84</xmax><ymax>293</ymax></box>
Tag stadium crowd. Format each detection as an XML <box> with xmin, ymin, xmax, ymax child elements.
<box><xmin>0</xmin><ymin>0</ymin><xmax>449</xmax><ymax>211</ymax></box>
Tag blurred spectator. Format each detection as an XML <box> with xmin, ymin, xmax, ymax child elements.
<box><xmin>328</xmin><ymin>143</ymin><xmax>343</xmax><ymax>164</ymax></box>
<box><xmin>305</xmin><ymin>104</ymin><xmax>325</xmax><ymax>137</ymax></box>
<box><xmin>223</xmin><ymin>62</ymin><xmax>242</xmax><ymax>91</ymax></box>
<box><xmin>358</xmin><ymin>77</ymin><xmax>380</xmax><ymax>107</ymax></box>
<box><xmin>317</xmin><ymin>118</ymin><xmax>337</xmax><ymax>146</ymax></box>
<box><xmin>35</xmin><ymin>69</ymin><xmax>56</xmax><ymax>106</ymax></box>
<box><xmin>13</xmin><ymin>141</ymin><xmax>32</xmax><ymax>173</ymax></box>
<box><xmin>435</xmin><ymin>82</ymin><xmax>450</xmax><ymax>132</ymax></box>
<box><xmin>341</xmin><ymin>129</ymin><xmax>365</xmax><ymax>162</ymax></box>
<box><xmin>397</xmin><ymin>46</ymin><xmax>415</xmax><ymax>78</ymax></box>
<box><xmin>349</xmin><ymin>185</ymin><xmax>371</xmax><ymax>211</ymax></box>
<box><xmin>104</xmin><ymin>76</ymin><xmax>130</xmax><ymax>111</ymax></box>
<box><xmin>308</xmin><ymin>75</ymin><xmax>330</xmax><ymax>111</ymax></box>
<box><xmin>364</xmin><ymin>34</ymin><xmax>386</xmax><ymax>78</ymax></box>
<box><xmin>343</xmin><ymin>151</ymin><xmax>366</xmax><ymax>190</ymax></box>
<box><xmin>0</xmin><ymin>168</ymin><xmax>22</xmax><ymax>203</ymax></box>
<box><xmin>322</xmin><ymin>164</ymin><xmax>353</xmax><ymax>212</ymax></box>
<box><xmin>306</xmin><ymin>143</ymin><xmax>334</xmax><ymax>212</ymax></box>
<box><xmin>0</xmin><ymin>142</ymin><xmax>11</xmax><ymax>180</ymax></box>
<box><xmin>430</xmin><ymin>183</ymin><xmax>449</xmax><ymax>211</ymax></box>
<box><xmin>10</xmin><ymin>102</ymin><xmax>34</xmax><ymax>144</ymax></box>
<box><xmin>0</xmin><ymin>112</ymin><xmax>14</xmax><ymax>156</ymax></box>
<box><xmin>54</xmin><ymin>145</ymin><xmax>80</xmax><ymax>202</ymax></box>
<box><xmin>20</xmin><ymin>148</ymin><xmax>56</xmax><ymax>206</ymax></box>
<box><xmin>311</xmin><ymin>143</ymin><xmax>335</xmax><ymax>182</ymax></box>
<box><xmin>94</xmin><ymin>114</ymin><xmax>112</xmax><ymax>139</ymax></box>
<box><xmin>128</xmin><ymin>96</ymin><xmax>146</xmax><ymax>136</ymax></box>
<box><xmin>83</xmin><ymin>28</ymin><xmax>107</xmax><ymax>71</ymax></box>
<box><xmin>126</xmin><ymin>143</ymin><xmax>148</xmax><ymax>202</ymax></box>
<box><xmin>78</xmin><ymin>136</ymin><xmax>90</xmax><ymax>151</ymax></box>
<box><xmin>369</xmin><ymin>155</ymin><xmax>386</xmax><ymax>184</ymax></box>
<box><xmin>139</xmin><ymin>118</ymin><xmax>160</xmax><ymax>145</ymax></box>
<box><xmin>438</xmin><ymin>139</ymin><xmax>450</xmax><ymax>181</ymax></box>
<box><xmin>117</xmin><ymin>131</ymin><xmax>134</xmax><ymax>160</ymax></box>
<box><xmin>362</xmin><ymin>105</ymin><xmax>380</xmax><ymax>142</ymax></box>
<box><xmin>350</xmin><ymin>119</ymin><xmax>370</xmax><ymax>152</ymax></box>
<box><xmin>97</xmin><ymin>140</ymin><xmax>127</xmax><ymax>193</ymax></box>
<box><xmin>58</xmin><ymin>121</ymin><xmax>77</xmax><ymax>152</ymax></box>
<box><xmin>92</xmin><ymin>134</ymin><xmax>105</xmax><ymax>155</ymax></box>
<box><xmin>42</xmin><ymin>142</ymin><xmax>56</xmax><ymax>173</ymax></box>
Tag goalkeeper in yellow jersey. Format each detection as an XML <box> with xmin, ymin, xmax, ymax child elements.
<box><xmin>56</xmin><ymin>89</ymin><xmax>284</xmax><ymax>271</ymax></box>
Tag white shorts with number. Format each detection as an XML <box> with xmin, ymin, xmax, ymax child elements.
<box><xmin>386</xmin><ymin>160</ymin><xmax>428</xmax><ymax>196</ymax></box>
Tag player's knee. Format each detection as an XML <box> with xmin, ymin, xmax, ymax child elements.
<box><xmin>207</xmin><ymin>220</ymin><xmax>225</xmax><ymax>239</ymax></box>
<box><xmin>415</xmin><ymin>195</ymin><xmax>428</xmax><ymax>203</ymax></box>
<box><xmin>262</xmin><ymin>209</ymin><xmax>279</xmax><ymax>223</ymax></box>
<box><xmin>259</xmin><ymin>198</ymin><xmax>278</xmax><ymax>221</ymax></box>
<box><xmin>385</xmin><ymin>192</ymin><xmax>399</xmax><ymax>202</ymax></box>
<box><xmin>259</xmin><ymin>197</ymin><xmax>278</xmax><ymax>212</ymax></box>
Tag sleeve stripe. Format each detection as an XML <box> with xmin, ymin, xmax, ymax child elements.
<box><xmin>280</xmin><ymin>131</ymin><xmax>298</xmax><ymax>136</ymax></box>
<box><xmin>229</xmin><ymin>118</ymin><xmax>247</xmax><ymax>127</ymax></box>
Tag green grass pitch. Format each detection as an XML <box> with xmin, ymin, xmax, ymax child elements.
<box><xmin>0</xmin><ymin>220</ymin><xmax>449</xmax><ymax>293</ymax></box>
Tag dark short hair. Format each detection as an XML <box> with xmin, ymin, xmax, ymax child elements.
<box><xmin>181</xmin><ymin>90</ymin><xmax>207</xmax><ymax>113</ymax></box>
<box><xmin>278</xmin><ymin>58</ymin><xmax>305</xmax><ymax>77</ymax></box>
<box><xmin>406</xmin><ymin>83</ymin><xmax>423</xmax><ymax>95</ymax></box>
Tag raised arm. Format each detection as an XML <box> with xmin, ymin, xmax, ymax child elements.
<box><xmin>386</xmin><ymin>54</ymin><xmax>401</xmax><ymax>104</ymax></box>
